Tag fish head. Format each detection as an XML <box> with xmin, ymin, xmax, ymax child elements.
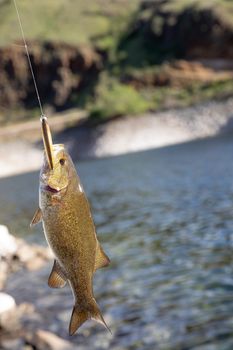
<box><xmin>40</xmin><ymin>143</ymin><xmax>74</xmax><ymax>194</ymax></box>
<box><xmin>40</xmin><ymin>116</ymin><xmax>77</xmax><ymax>198</ymax></box>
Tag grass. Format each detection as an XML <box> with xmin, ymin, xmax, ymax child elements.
<box><xmin>0</xmin><ymin>106</ymin><xmax>43</xmax><ymax>126</ymax></box>
<box><xmin>0</xmin><ymin>0</ymin><xmax>139</xmax><ymax>47</ymax></box>
<box><xmin>87</xmin><ymin>73</ymin><xmax>150</xmax><ymax>122</ymax></box>
<box><xmin>140</xmin><ymin>79</ymin><xmax>233</xmax><ymax>112</ymax></box>
<box><xmin>2</xmin><ymin>78</ymin><xmax>232</xmax><ymax>126</ymax></box>
<box><xmin>86</xmin><ymin>74</ymin><xmax>233</xmax><ymax>123</ymax></box>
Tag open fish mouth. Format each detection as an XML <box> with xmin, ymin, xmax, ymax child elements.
<box><xmin>44</xmin><ymin>185</ymin><xmax>60</xmax><ymax>193</ymax></box>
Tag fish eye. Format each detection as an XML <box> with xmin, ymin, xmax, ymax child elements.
<box><xmin>59</xmin><ymin>158</ymin><xmax>65</xmax><ymax>166</ymax></box>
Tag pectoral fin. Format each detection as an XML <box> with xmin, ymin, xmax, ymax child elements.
<box><xmin>94</xmin><ymin>242</ymin><xmax>110</xmax><ymax>271</ymax></box>
<box><xmin>48</xmin><ymin>260</ymin><xmax>67</xmax><ymax>288</ymax></box>
<box><xmin>30</xmin><ymin>207</ymin><xmax>42</xmax><ymax>227</ymax></box>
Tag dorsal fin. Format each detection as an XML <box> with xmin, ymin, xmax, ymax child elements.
<box><xmin>48</xmin><ymin>260</ymin><xmax>67</xmax><ymax>288</ymax></box>
<box><xmin>94</xmin><ymin>242</ymin><xmax>110</xmax><ymax>272</ymax></box>
<box><xmin>30</xmin><ymin>207</ymin><xmax>42</xmax><ymax>227</ymax></box>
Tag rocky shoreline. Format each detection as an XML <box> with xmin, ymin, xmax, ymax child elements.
<box><xmin>0</xmin><ymin>226</ymin><xmax>116</xmax><ymax>350</ymax></box>
<box><xmin>0</xmin><ymin>225</ymin><xmax>56</xmax><ymax>350</ymax></box>
<box><xmin>0</xmin><ymin>97</ymin><xmax>233</xmax><ymax>178</ymax></box>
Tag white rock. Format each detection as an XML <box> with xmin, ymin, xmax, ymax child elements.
<box><xmin>32</xmin><ymin>329</ymin><xmax>76</xmax><ymax>350</ymax></box>
<box><xmin>0</xmin><ymin>293</ymin><xmax>16</xmax><ymax>314</ymax></box>
<box><xmin>0</xmin><ymin>225</ymin><xmax>17</xmax><ymax>258</ymax></box>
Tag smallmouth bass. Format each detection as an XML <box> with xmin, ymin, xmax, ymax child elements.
<box><xmin>31</xmin><ymin>117</ymin><xmax>110</xmax><ymax>335</ymax></box>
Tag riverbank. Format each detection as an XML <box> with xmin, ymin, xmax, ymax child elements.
<box><xmin>0</xmin><ymin>226</ymin><xmax>111</xmax><ymax>350</ymax></box>
<box><xmin>0</xmin><ymin>97</ymin><xmax>233</xmax><ymax>178</ymax></box>
<box><xmin>1</xmin><ymin>0</ymin><xmax>233</xmax><ymax>125</ymax></box>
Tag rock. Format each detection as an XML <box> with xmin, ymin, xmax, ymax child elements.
<box><xmin>0</xmin><ymin>41</ymin><xmax>104</xmax><ymax>112</ymax></box>
<box><xmin>0</xmin><ymin>302</ymin><xmax>34</xmax><ymax>335</ymax></box>
<box><xmin>24</xmin><ymin>256</ymin><xmax>47</xmax><ymax>271</ymax></box>
<box><xmin>0</xmin><ymin>225</ymin><xmax>17</xmax><ymax>258</ymax></box>
<box><xmin>15</xmin><ymin>239</ymin><xmax>53</xmax><ymax>271</ymax></box>
<box><xmin>120</xmin><ymin>0</ymin><xmax>233</xmax><ymax>64</ymax></box>
<box><xmin>26</xmin><ymin>329</ymin><xmax>76</xmax><ymax>350</ymax></box>
<box><xmin>0</xmin><ymin>293</ymin><xmax>16</xmax><ymax>314</ymax></box>
<box><xmin>0</xmin><ymin>303</ymin><xmax>38</xmax><ymax>350</ymax></box>
<box><xmin>16</xmin><ymin>241</ymin><xmax>35</xmax><ymax>263</ymax></box>
<box><xmin>0</xmin><ymin>261</ymin><xmax>8</xmax><ymax>289</ymax></box>
<box><xmin>0</xmin><ymin>338</ymin><xmax>25</xmax><ymax>350</ymax></box>
<box><xmin>0</xmin><ymin>225</ymin><xmax>52</xmax><ymax>288</ymax></box>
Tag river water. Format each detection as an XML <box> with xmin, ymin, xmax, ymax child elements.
<box><xmin>1</xmin><ymin>135</ymin><xmax>233</xmax><ymax>349</ymax></box>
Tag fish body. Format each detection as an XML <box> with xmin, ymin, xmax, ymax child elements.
<box><xmin>32</xmin><ymin>143</ymin><xmax>110</xmax><ymax>335</ymax></box>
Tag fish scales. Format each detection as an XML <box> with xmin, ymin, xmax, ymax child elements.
<box><xmin>41</xmin><ymin>166</ymin><xmax>96</xmax><ymax>297</ymax></box>
<box><xmin>32</xmin><ymin>138</ymin><xmax>110</xmax><ymax>335</ymax></box>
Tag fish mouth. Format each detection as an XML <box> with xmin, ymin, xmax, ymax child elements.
<box><xmin>44</xmin><ymin>185</ymin><xmax>60</xmax><ymax>193</ymax></box>
<box><xmin>41</xmin><ymin>116</ymin><xmax>54</xmax><ymax>170</ymax></box>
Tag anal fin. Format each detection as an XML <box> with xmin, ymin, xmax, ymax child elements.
<box><xmin>48</xmin><ymin>260</ymin><xmax>67</xmax><ymax>288</ymax></box>
<box><xmin>30</xmin><ymin>207</ymin><xmax>42</xmax><ymax>227</ymax></box>
<box><xmin>94</xmin><ymin>242</ymin><xmax>110</xmax><ymax>271</ymax></box>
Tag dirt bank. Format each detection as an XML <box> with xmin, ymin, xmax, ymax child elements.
<box><xmin>0</xmin><ymin>42</ymin><xmax>104</xmax><ymax>112</ymax></box>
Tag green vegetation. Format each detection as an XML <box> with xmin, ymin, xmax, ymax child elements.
<box><xmin>1</xmin><ymin>0</ymin><xmax>231</xmax><ymax>47</ymax></box>
<box><xmin>87</xmin><ymin>0</ymin><xmax>233</xmax><ymax>121</ymax></box>
<box><xmin>87</xmin><ymin>74</ymin><xmax>150</xmax><ymax>122</ymax></box>
<box><xmin>140</xmin><ymin>79</ymin><xmax>233</xmax><ymax>111</ymax></box>
<box><xmin>0</xmin><ymin>106</ymin><xmax>41</xmax><ymax>126</ymax></box>
<box><xmin>0</xmin><ymin>0</ymin><xmax>233</xmax><ymax>124</ymax></box>
<box><xmin>163</xmin><ymin>0</ymin><xmax>233</xmax><ymax>28</ymax></box>
<box><xmin>0</xmin><ymin>0</ymin><xmax>139</xmax><ymax>47</ymax></box>
<box><xmin>86</xmin><ymin>77</ymin><xmax>233</xmax><ymax>123</ymax></box>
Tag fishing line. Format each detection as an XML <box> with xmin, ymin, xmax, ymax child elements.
<box><xmin>13</xmin><ymin>0</ymin><xmax>45</xmax><ymax>119</ymax></box>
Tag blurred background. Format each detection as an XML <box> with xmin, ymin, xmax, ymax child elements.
<box><xmin>0</xmin><ymin>0</ymin><xmax>233</xmax><ymax>349</ymax></box>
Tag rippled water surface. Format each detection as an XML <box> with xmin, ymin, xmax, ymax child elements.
<box><xmin>1</xmin><ymin>135</ymin><xmax>233</xmax><ymax>349</ymax></box>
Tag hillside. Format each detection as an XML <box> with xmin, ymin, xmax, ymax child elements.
<box><xmin>0</xmin><ymin>0</ymin><xmax>139</xmax><ymax>47</ymax></box>
<box><xmin>0</xmin><ymin>0</ymin><xmax>233</xmax><ymax>125</ymax></box>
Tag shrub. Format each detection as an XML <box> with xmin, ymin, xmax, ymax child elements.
<box><xmin>88</xmin><ymin>75</ymin><xmax>150</xmax><ymax>122</ymax></box>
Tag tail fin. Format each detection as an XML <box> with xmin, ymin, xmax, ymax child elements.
<box><xmin>69</xmin><ymin>299</ymin><xmax>111</xmax><ymax>336</ymax></box>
